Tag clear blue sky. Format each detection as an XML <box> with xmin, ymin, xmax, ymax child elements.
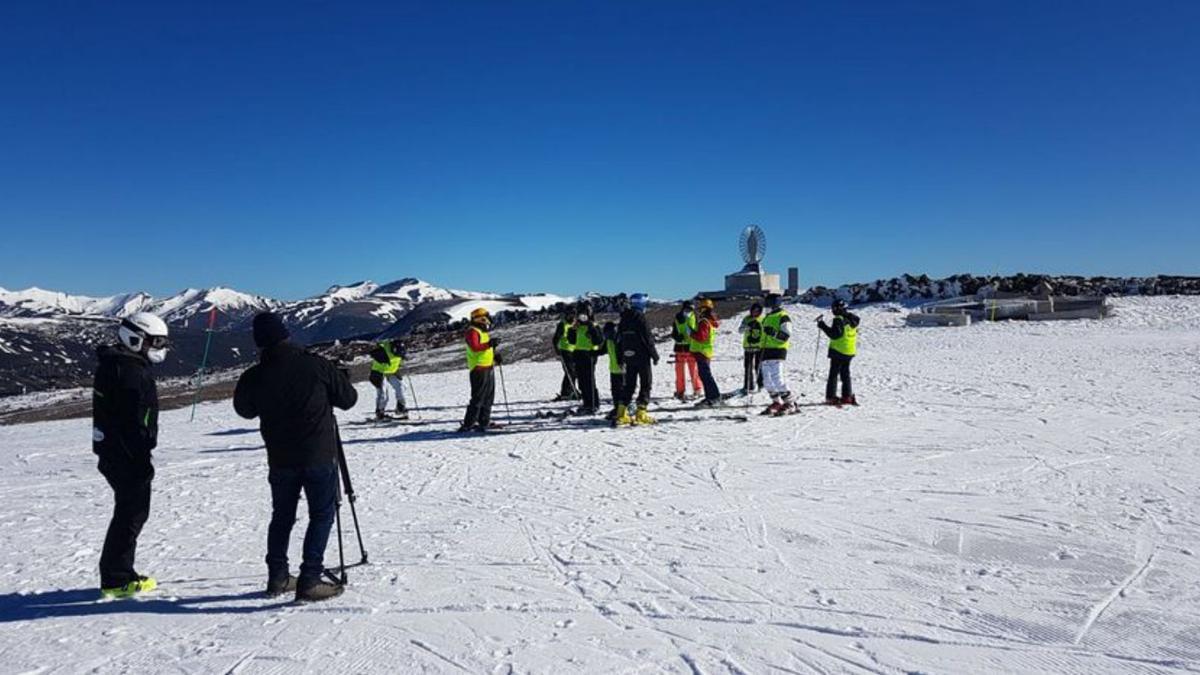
<box><xmin>1</xmin><ymin>1</ymin><xmax>1196</xmax><ymax>301</ymax></box>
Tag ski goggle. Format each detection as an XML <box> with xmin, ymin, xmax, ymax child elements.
<box><xmin>145</xmin><ymin>335</ymin><xmax>171</xmax><ymax>349</ymax></box>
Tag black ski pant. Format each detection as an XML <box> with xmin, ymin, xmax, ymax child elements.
<box><xmin>609</xmin><ymin>372</ymin><xmax>624</xmax><ymax>407</ymax></box>
<box><xmin>266</xmin><ymin>460</ymin><xmax>338</xmax><ymax>588</ymax></box>
<box><xmin>98</xmin><ymin>459</ymin><xmax>154</xmax><ymax>589</ymax></box>
<box><xmin>572</xmin><ymin>352</ymin><xmax>601</xmax><ymax>411</ymax></box>
<box><xmin>826</xmin><ymin>352</ymin><xmax>853</xmax><ymax>400</ymax></box>
<box><xmin>695</xmin><ymin>354</ymin><xmax>721</xmax><ymax>402</ymax></box>
<box><xmin>463</xmin><ymin>367</ymin><xmax>496</xmax><ymax>429</ymax></box>
<box><xmin>558</xmin><ymin>351</ymin><xmax>579</xmax><ymax>398</ymax></box>
<box><xmin>743</xmin><ymin>350</ymin><xmax>763</xmax><ymax>392</ymax></box>
<box><xmin>619</xmin><ymin>358</ymin><xmax>654</xmax><ymax>408</ymax></box>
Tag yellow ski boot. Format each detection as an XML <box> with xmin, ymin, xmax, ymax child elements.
<box><xmin>634</xmin><ymin>405</ymin><xmax>654</xmax><ymax>425</ymax></box>
<box><xmin>613</xmin><ymin>404</ymin><xmax>632</xmax><ymax>428</ymax></box>
<box><xmin>100</xmin><ymin>576</ymin><xmax>157</xmax><ymax>599</ymax></box>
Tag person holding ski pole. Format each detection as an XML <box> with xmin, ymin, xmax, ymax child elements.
<box><xmin>760</xmin><ymin>294</ymin><xmax>796</xmax><ymax>415</ymax></box>
<box><xmin>672</xmin><ymin>300</ymin><xmax>703</xmax><ymax>401</ymax></box>
<box><xmin>690</xmin><ymin>298</ymin><xmax>723</xmax><ymax>407</ymax></box>
<box><xmin>234</xmin><ymin>312</ymin><xmax>358</xmax><ymax>602</ymax></box>
<box><xmin>614</xmin><ymin>292</ymin><xmax>660</xmax><ymax>426</ymax></box>
<box><xmin>92</xmin><ymin>312</ymin><xmax>170</xmax><ymax>599</ymax></box>
<box><xmin>368</xmin><ymin>338</ymin><xmax>408</xmax><ymax>420</ymax></box>
<box><xmin>738</xmin><ymin>302</ymin><xmax>765</xmax><ymax>394</ymax></box>
<box><xmin>460</xmin><ymin>307</ymin><xmax>501</xmax><ymax>432</ymax></box>
<box><xmin>569</xmin><ymin>301</ymin><xmax>604</xmax><ymax>414</ymax></box>
<box><xmin>551</xmin><ymin>308</ymin><xmax>579</xmax><ymax>401</ymax></box>
<box><xmin>818</xmin><ymin>299</ymin><xmax>860</xmax><ymax>405</ymax></box>
<box><xmin>602</xmin><ymin>321</ymin><xmax>625</xmax><ymax>421</ymax></box>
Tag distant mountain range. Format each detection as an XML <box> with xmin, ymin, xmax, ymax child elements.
<box><xmin>0</xmin><ymin>278</ymin><xmax>573</xmax><ymax>395</ymax></box>
<box><xmin>2</xmin><ymin>272</ymin><xmax>1196</xmax><ymax>397</ymax></box>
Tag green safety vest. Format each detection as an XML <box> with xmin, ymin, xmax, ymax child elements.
<box><xmin>830</xmin><ymin>318</ymin><xmax>858</xmax><ymax>356</ymax></box>
<box><xmin>674</xmin><ymin>312</ymin><xmax>696</xmax><ymax>345</ymax></box>
<box><xmin>761</xmin><ymin>310</ymin><xmax>790</xmax><ymax>351</ymax></box>
<box><xmin>557</xmin><ymin>320</ymin><xmax>574</xmax><ymax>352</ymax></box>
<box><xmin>742</xmin><ymin>316</ymin><xmax>764</xmax><ymax>350</ymax></box>
<box><xmin>605</xmin><ymin>338</ymin><xmax>623</xmax><ymax>374</ymax></box>
<box><xmin>689</xmin><ymin>318</ymin><xmax>716</xmax><ymax>359</ymax></box>
<box><xmin>465</xmin><ymin>326</ymin><xmax>495</xmax><ymax>369</ymax></box>
<box><xmin>572</xmin><ymin>323</ymin><xmax>599</xmax><ymax>352</ymax></box>
<box><xmin>370</xmin><ymin>341</ymin><xmax>403</xmax><ymax>375</ymax></box>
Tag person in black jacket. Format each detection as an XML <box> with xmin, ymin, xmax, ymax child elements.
<box><xmin>92</xmin><ymin>312</ymin><xmax>170</xmax><ymax>598</ymax></box>
<box><xmin>818</xmin><ymin>299</ymin><xmax>861</xmax><ymax>405</ymax></box>
<box><xmin>234</xmin><ymin>312</ymin><xmax>358</xmax><ymax>602</ymax></box>
<box><xmin>614</xmin><ymin>293</ymin><xmax>660</xmax><ymax>425</ymax></box>
<box><xmin>551</xmin><ymin>310</ymin><xmax>579</xmax><ymax>401</ymax></box>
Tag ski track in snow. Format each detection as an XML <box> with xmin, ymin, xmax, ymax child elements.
<box><xmin>1</xmin><ymin>296</ymin><xmax>1199</xmax><ymax>673</ymax></box>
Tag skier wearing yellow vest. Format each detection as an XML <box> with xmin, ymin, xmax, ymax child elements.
<box><xmin>602</xmin><ymin>321</ymin><xmax>624</xmax><ymax>421</ymax></box>
<box><xmin>569</xmin><ymin>301</ymin><xmax>604</xmax><ymax>414</ymax></box>
<box><xmin>759</xmin><ymin>294</ymin><xmax>795</xmax><ymax>415</ymax></box>
<box><xmin>690</xmin><ymin>298</ymin><xmax>723</xmax><ymax>407</ymax></box>
<box><xmin>738</xmin><ymin>302</ymin><xmax>765</xmax><ymax>394</ymax></box>
<box><xmin>368</xmin><ymin>338</ymin><xmax>408</xmax><ymax>420</ymax></box>
<box><xmin>818</xmin><ymin>299</ymin><xmax>860</xmax><ymax>406</ymax></box>
<box><xmin>551</xmin><ymin>308</ymin><xmax>579</xmax><ymax>401</ymax></box>
<box><xmin>459</xmin><ymin>308</ymin><xmax>502</xmax><ymax>432</ymax></box>
<box><xmin>671</xmin><ymin>300</ymin><xmax>703</xmax><ymax>401</ymax></box>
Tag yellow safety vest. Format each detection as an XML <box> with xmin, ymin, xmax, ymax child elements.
<box><xmin>572</xmin><ymin>323</ymin><xmax>599</xmax><ymax>352</ymax></box>
<box><xmin>370</xmin><ymin>341</ymin><xmax>403</xmax><ymax>375</ymax></box>
<box><xmin>465</xmin><ymin>326</ymin><xmax>495</xmax><ymax>369</ymax></box>
<box><xmin>830</xmin><ymin>319</ymin><xmax>857</xmax><ymax>356</ymax></box>
<box><xmin>689</xmin><ymin>318</ymin><xmax>716</xmax><ymax>359</ymax></box>
<box><xmin>674</xmin><ymin>312</ymin><xmax>696</xmax><ymax>346</ymax></box>
<box><xmin>761</xmin><ymin>310</ymin><xmax>790</xmax><ymax>350</ymax></box>
<box><xmin>605</xmin><ymin>338</ymin><xmax>622</xmax><ymax>374</ymax></box>
<box><xmin>742</xmin><ymin>316</ymin><xmax>764</xmax><ymax>350</ymax></box>
<box><xmin>557</xmin><ymin>320</ymin><xmax>574</xmax><ymax>352</ymax></box>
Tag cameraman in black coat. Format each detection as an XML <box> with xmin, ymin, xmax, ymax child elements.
<box><xmin>234</xmin><ymin>312</ymin><xmax>357</xmax><ymax>602</ymax></box>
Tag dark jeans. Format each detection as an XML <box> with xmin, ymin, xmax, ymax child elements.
<box><xmin>573</xmin><ymin>352</ymin><xmax>601</xmax><ymax>410</ymax></box>
<box><xmin>98</xmin><ymin>459</ymin><xmax>154</xmax><ymax>588</ymax></box>
<box><xmin>558</xmin><ymin>352</ymin><xmax>578</xmax><ymax>398</ymax></box>
<box><xmin>826</xmin><ymin>353</ymin><xmax>853</xmax><ymax>399</ymax></box>
<box><xmin>743</xmin><ymin>350</ymin><xmax>763</xmax><ymax>392</ymax></box>
<box><xmin>619</xmin><ymin>359</ymin><xmax>654</xmax><ymax>407</ymax></box>
<box><xmin>267</xmin><ymin>460</ymin><xmax>339</xmax><ymax>587</ymax></box>
<box><xmin>463</xmin><ymin>367</ymin><xmax>496</xmax><ymax>428</ymax></box>
<box><xmin>695</xmin><ymin>354</ymin><xmax>721</xmax><ymax>402</ymax></box>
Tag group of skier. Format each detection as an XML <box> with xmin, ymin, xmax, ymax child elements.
<box><xmin>88</xmin><ymin>294</ymin><xmax>860</xmax><ymax>602</ymax></box>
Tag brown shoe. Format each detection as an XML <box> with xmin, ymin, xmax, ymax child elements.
<box><xmin>265</xmin><ymin>574</ymin><xmax>297</xmax><ymax>598</ymax></box>
<box><xmin>296</xmin><ymin>580</ymin><xmax>344</xmax><ymax>602</ymax></box>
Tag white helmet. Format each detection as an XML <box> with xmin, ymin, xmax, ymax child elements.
<box><xmin>119</xmin><ymin>312</ymin><xmax>170</xmax><ymax>364</ymax></box>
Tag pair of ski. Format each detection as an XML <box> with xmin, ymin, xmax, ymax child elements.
<box><xmin>352</xmin><ymin>414</ymin><xmax>432</xmax><ymax>427</ymax></box>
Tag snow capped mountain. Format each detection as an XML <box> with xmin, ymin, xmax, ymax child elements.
<box><xmin>0</xmin><ymin>287</ymin><xmax>154</xmax><ymax>319</ymax></box>
<box><xmin>144</xmin><ymin>287</ymin><xmax>278</xmax><ymax>325</ymax></box>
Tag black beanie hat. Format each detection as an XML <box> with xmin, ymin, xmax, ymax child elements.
<box><xmin>253</xmin><ymin>312</ymin><xmax>290</xmax><ymax>348</ymax></box>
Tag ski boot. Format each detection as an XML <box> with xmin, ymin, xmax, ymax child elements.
<box><xmin>394</xmin><ymin>404</ymin><xmax>409</xmax><ymax>420</ymax></box>
<box><xmin>296</xmin><ymin>579</ymin><xmax>344</xmax><ymax>603</ymax></box>
<box><xmin>613</xmin><ymin>404</ymin><xmax>631</xmax><ymax>427</ymax></box>
<box><xmin>841</xmin><ymin>395</ymin><xmax>858</xmax><ymax>406</ymax></box>
<box><xmin>604</xmin><ymin>407</ymin><xmax>619</xmax><ymax>422</ymax></box>
<box><xmin>762</xmin><ymin>399</ymin><xmax>785</xmax><ymax>416</ymax></box>
<box><xmin>375</xmin><ymin>409</ymin><xmax>389</xmax><ymax>421</ymax></box>
<box><xmin>101</xmin><ymin>575</ymin><xmax>157</xmax><ymax>599</ymax></box>
<box><xmin>694</xmin><ymin>398</ymin><xmax>722</xmax><ymax>409</ymax></box>
<box><xmin>673</xmin><ymin>392</ymin><xmax>688</xmax><ymax>403</ymax></box>
<box><xmin>633</xmin><ymin>405</ymin><xmax>654</xmax><ymax>425</ymax></box>
<box><xmin>824</xmin><ymin>397</ymin><xmax>842</xmax><ymax>407</ymax></box>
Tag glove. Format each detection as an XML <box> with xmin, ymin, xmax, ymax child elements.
<box><xmin>652</xmin><ymin>356</ymin><xmax>660</xmax><ymax>366</ymax></box>
<box><xmin>494</xmin><ymin>352</ymin><xmax>504</xmax><ymax>365</ymax></box>
<box><xmin>489</xmin><ymin>338</ymin><xmax>501</xmax><ymax>348</ymax></box>
<box><xmin>817</xmin><ymin>319</ymin><xmax>827</xmax><ymax>329</ymax></box>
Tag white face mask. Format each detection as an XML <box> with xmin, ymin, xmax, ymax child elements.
<box><xmin>577</xmin><ymin>314</ymin><xmax>589</xmax><ymax>323</ymax></box>
<box><xmin>147</xmin><ymin>348</ymin><xmax>168</xmax><ymax>364</ymax></box>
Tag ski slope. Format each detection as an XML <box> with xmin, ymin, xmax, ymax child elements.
<box><xmin>2</xmin><ymin>297</ymin><xmax>1199</xmax><ymax>674</ymax></box>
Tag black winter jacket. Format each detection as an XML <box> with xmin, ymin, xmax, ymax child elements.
<box><xmin>233</xmin><ymin>342</ymin><xmax>358</xmax><ymax>468</ymax></box>
<box><xmin>92</xmin><ymin>345</ymin><xmax>158</xmax><ymax>471</ymax></box>
<box><xmin>617</xmin><ymin>308</ymin><xmax>659</xmax><ymax>364</ymax></box>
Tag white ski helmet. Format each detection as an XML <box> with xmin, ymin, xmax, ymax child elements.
<box><xmin>119</xmin><ymin>312</ymin><xmax>170</xmax><ymax>363</ymax></box>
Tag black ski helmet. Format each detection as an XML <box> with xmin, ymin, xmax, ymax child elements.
<box><xmin>831</xmin><ymin>299</ymin><xmax>847</xmax><ymax>314</ymax></box>
<box><xmin>750</xmin><ymin>302</ymin><xmax>763</xmax><ymax>315</ymax></box>
<box><xmin>765</xmin><ymin>293</ymin><xmax>782</xmax><ymax>309</ymax></box>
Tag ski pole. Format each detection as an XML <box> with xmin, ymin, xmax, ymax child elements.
<box><xmin>406</xmin><ymin>376</ymin><xmax>420</xmax><ymax>419</ymax></box>
<box><xmin>810</xmin><ymin>316</ymin><xmax>823</xmax><ymax>382</ymax></box>
<box><xmin>497</xmin><ymin>362</ymin><xmax>513</xmax><ymax>423</ymax></box>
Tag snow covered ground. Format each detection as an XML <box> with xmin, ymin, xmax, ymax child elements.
<box><xmin>2</xmin><ymin>296</ymin><xmax>1199</xmax><ymax>674</ymax></box>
